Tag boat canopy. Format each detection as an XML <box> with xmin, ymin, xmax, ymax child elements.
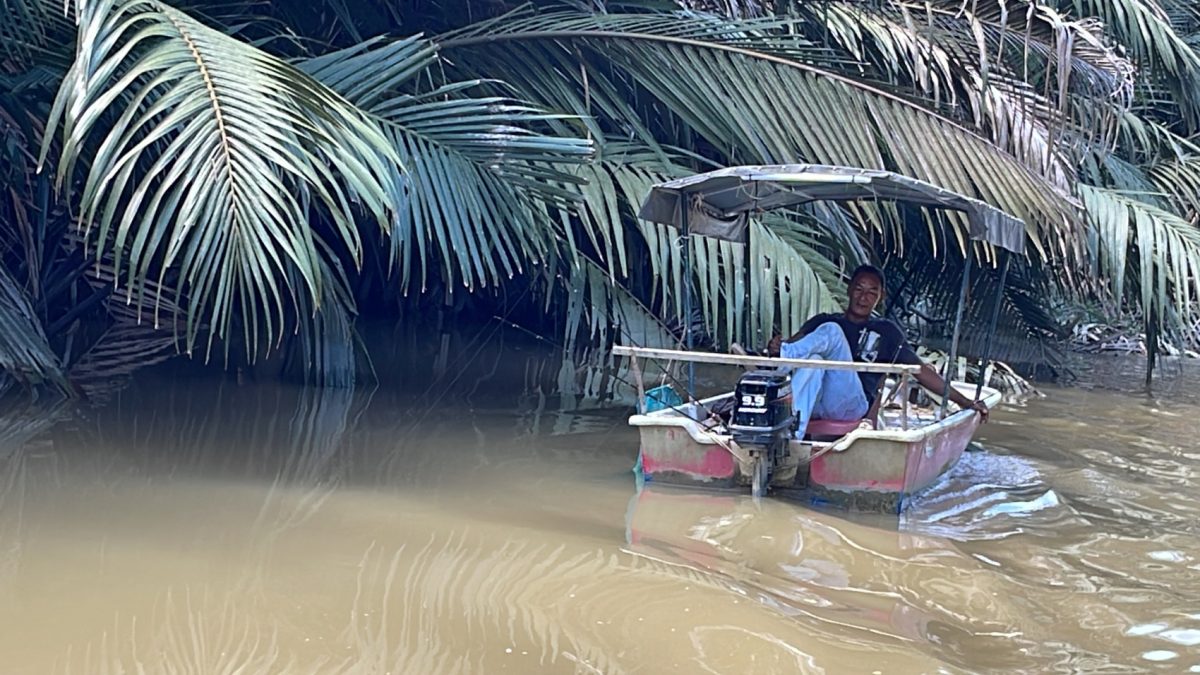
<box><xmin>637</xmin><ymin>164</ymin><xmax>1026</xmax><ymax>255</ymax></box>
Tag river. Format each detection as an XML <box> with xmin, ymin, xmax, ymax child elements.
<box><xmin>1</xmin><ymin>345</ymin><xmax>1198</xmax><ymax>673</ymax></box>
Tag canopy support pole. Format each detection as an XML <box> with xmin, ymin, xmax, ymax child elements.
<box><xmin>681</xmin><ymin>190</ymin><xmax>695</xmax><ymax>396</ymax></box>
<box><xmin>941</xmin><ymin>251</ymin><xmax>973</xmax><ymax>419</ymax></box>
<box><xmin>975</xmin><ymin>251</ymin><xmax>1010</xmax><ymax>401</ymax></box>
<box><xmin>743</xmin><ymin>238</ymin><xmax>753</xmax><ymax>350</ymax></box>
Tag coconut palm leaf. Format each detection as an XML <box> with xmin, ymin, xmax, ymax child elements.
<box><xmin>0</xmin><ymin>0</ymin><xmax>74</xmax><ymax>65</ymax></box>
<box><xmin>562</xmin><ymin>141</ymin><xmax>846</xmax><ymax>347</ymax></box>
<box><xmin>298</xmin><ymin>35</ymin><xmax>593</xmax><ymax>291</ymax></box>
<box><xmin>0</xmin><ymin>266</ymin><xmax>68</xmax><ymax>392</ymax></box>
<box><xmin>1080</xmin><ymin>184</ymin><xmax>1200</xmax><ymax>346</ymax></box>
<box><xmin>66</xmin><ymin>322</ymin><xmax>178</xmax><ymax>400</ymax></box>
<box><xmin>750</xmin><ymin>217</ymin><xmax>843</xmax><ymax>345</ymax></box>
<box><xmin>1064</xmin><ymin>0</ymin><xmax>1200</xmax><ymax>127</ymax></box>
<box><xmin>40</xmin><ymin>0</ymin><xmax>406</xmax><ymax>360</ymax></box>
<box><xmin>810</xmin><ymin>3</ymin><xmax>1082</xmax><ymax>191</ymax></box>
<box><xmin>437</xmin><ymin>10</ymin><xmax>1080</xmax><ymax>261</ymax></box>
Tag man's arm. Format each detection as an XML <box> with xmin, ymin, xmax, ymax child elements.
<box><xmin>912</xmin><ymin>363</ymin><xmax>990</xmax><ymax>421</ymax></box>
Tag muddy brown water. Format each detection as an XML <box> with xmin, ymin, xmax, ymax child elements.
<box><xmin>1</xmin><ymin>351</ymin><xmax>1198</xmax><ymax>673</ymax></box>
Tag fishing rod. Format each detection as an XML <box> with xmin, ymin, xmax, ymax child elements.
<box><xmin>491</xmin><ymin>312</ymin><xmax>730</xmax><ymax>429</ymax></box>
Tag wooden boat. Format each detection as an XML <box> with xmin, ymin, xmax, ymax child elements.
<box><xmin>614</xmin><ymin>164</ymin><xmax>1027</xmax><ymax>511</ymax></box>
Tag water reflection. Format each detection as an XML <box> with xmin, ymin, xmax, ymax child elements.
<box><xmin>0</xmin><ymin>349</ymin><xmax>1198</xmax><ymax>673</ymax></box>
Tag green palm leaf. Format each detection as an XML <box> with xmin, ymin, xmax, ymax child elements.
<box><xmin>0</xmin><ymin>266</ymin><xmax>68</xmax><ymax>392</ymax></box>
<box><xmin>1065</xmin><ymin>0</ymin><xmax>1200</xmax><ymax>126</ymax></box>
<box><xmin>438</xmin><ymin>10</ymin><xmax>1080</xmax><ymax>259</ymax></box>
<box><xmin>1080</xmin><ymin>184</ymin><xmax>1200</xmax><ymax>346</ymax></box>
<box><xmin>40</xmin><ymin>0</ymin><xmax>405</xmax><ymax>359</ymax></box>
<box><xmin>299</xmin><ymin>35</ymin><xmax>593</xmax><ymax>291</ymax></box>
<box><xmin>811</xmin><ymin>3</ymin><xmax>1081</xmax><ymax>192</ymax></box>
<box><xmin>751</xmin><ymin>217</ymin><xmax>842</xmax><ymax>345</ymax></box>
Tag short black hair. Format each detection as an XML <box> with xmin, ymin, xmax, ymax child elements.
<box><xmin>849</xmin><ymin>264</ymin><xmax>886</xmax><ymax>289</ymax></box>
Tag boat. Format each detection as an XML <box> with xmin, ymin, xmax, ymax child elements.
<box><xmin>614</xmin><ymin>164</ymin><xmax>1026</xmax><ymax>512</ymax></box>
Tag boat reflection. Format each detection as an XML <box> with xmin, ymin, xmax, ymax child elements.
<box><xmin>623</xmin><ymin>483</ymin><xmax>1036</xmax><ymax>661</ymax></box>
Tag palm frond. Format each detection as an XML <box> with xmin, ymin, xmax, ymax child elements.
<box><xmin>40</xmin><ymin>0</ymin><xmax>405</xmax><ymax>360</ymax></box>
<box><xmin>1066</xmin><ymin>0</ymin><xmax>1200</xmax><ymax>127</ymax></box>
<box><xmin>555</xmin><ymin>255</ymin><xmax>677</xmax><ymax>405</ymax></box>
<box><xmin>677</xmin><ymin>0</ymin><xmax>774</xmax><ymax>19</ymax></box>
<box><xmin>1080</xmin><ymin>183</ymin><xmax>1200</xmax><ymax>347</ymax></box>
<box><xmin>919</xmin><ymin>1</ymin><xmax>1135</xmax><ymax>96</ymax></box>
<box><xmin>299</xmin><ymin>35</ymin><xmax>593</xmax><ymax>292</ymax></box>
<box><xmin>0</xmin><ymin>266</ymin><xmax>68</xmax><ymax>392</ymax></box>
<box><xmin>0</xmin><ymin>0</ymin><xmax>73</xmax><ymax>65</ymax></box>
<box><xmin>1149</xmin><ymin>156</ymin><xmax>1200</xmax><ymax>218</ymax></box>
<box><xmin>66</xmin><ymin>322</ymin><xmax>178</xmax><ymax>400</ymax></box>
<box><xmin>814</xmin><ymin>3</ymin><xmax>1080</xmax><ymax>191</ymax></box>
<box><xmin>438</xmin><ymin>10</ymin><xmax>1080</xmax><ymax>261</ymax></box>
<box><xmin>751</xmin><ymin>217</ymin><xmax>842</xmax><ymax>345</ymax></box>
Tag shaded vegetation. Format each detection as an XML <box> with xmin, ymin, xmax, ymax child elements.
<box><xmin>2</xmin><ymin>0</ymin><xmax>1200</xmax><ymax>400</ymax></box>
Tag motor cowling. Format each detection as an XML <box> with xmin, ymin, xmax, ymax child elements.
<box><xmin>730</xmin><ymin>370</ymin><xmax>795</xmax><ymax>450</ymax></box>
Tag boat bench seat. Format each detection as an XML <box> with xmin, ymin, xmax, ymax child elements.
<box><xmin>805</xmin><ymin>418</ymin><xmax>862</xmax><ymax>440</ymax></box>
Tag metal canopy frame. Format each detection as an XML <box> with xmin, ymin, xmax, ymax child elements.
<box><xmin>638</xmin><ymin>164</ymin><xmax>1027</xmax><ymax>255</ymax></box>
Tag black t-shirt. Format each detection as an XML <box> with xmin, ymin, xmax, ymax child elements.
<box><xmin>798</xmin><ymin>313</ymin><xmax>921</xmax><ymax>403</ymax></box>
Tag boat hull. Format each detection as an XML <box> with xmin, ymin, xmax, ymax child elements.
<box><xmin>630</xmin><ymin>384</ymin><xmax>1000</xmax><ymax>511</ymax></box>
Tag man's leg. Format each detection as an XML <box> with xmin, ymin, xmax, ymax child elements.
<box><xmin>780</xmin><ymin>322</ymin><xmax>869</xmax><ymax>439</ymax></box>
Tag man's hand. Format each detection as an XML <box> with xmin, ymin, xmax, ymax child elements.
<box><xmin>969</xmin><ymin>400</ymin><xmax>990</xmax><ymax>422</ymax></box>
<box><xmin>767</xmin><ymin>334</ymin><xmax>782</xmax><ymax>357</ymax></box>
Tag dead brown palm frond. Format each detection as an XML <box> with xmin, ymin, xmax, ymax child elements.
<box><xmin>0</xmin><ymin>266</ymin><xmax>69</xmax><ymax>394</ymax></box>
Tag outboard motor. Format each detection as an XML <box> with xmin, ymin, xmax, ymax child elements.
<box><xmin>729</xmin><ymin>369</ymin><xmax>795</xmax><ymax>496</ymax></box>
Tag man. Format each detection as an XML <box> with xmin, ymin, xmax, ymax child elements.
<box><xmin>766</xmin><ymin>264</ymin><xmax>990</xmax><ymax>439</ymax></box>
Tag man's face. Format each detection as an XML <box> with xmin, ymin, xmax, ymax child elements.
<box><xmin>846</xmin><ymin>273</ymin><xmax>883</xmax><ymax>321</ymax></box>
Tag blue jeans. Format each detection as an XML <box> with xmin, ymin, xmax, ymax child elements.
<box><xmin>780</xmin><ymin>322</ymin><xmax>869</xmax><ymax>439</ymax></box>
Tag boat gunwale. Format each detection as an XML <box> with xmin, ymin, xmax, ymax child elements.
<box><xmin>628</xmin><ymin>384</ymin><xmax>1002</xmax><ymax>447</ymax></box>
<box><xmin>613</xmin><ymin>345</ymin><xmax>922</xmax><ymax>374</ymax></box>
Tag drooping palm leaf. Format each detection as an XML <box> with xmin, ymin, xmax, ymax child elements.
<box><xmin>437</xmin><ymin>10</ymin><xmax>1081</xmax><ymax>261</ymax></box>
<box><xmin>298</xmin><ymin>35</ymin><xmax>593</xmax><ymax>292</ymax></box>
<box><xmin>40</xmin><ymin>0</ymin><xmax>406</xmax><ymax>359</ymax></box>
<box><xmin>556</xmin><ymin>255</ymin><xmax>679</xmax><ymax>404</ymax></box>
<box><xmin>1149</xmin><ymin>156</ymin><xmax>1200</xmax><ymax>218</ymax></box>
<box><xmin>810</xmin><ymin>3</ymin><xmax>1082</xmax><ymax>191</ymax></box>
<box><xmin>750</xmin><ymin>217</ymin><xmax>843</xmax><ymax>345</ymax></box>
<box><xmin>0</xmin><ymin>266</ymin><xmax>68</xmax><ymax>392</ymax></box>
<box><xmin>1064</xmin><ymin>0</ymin><xmax>1200</xmax><ymax>128</ymax></box>
<box><xmin>1080</xmin><ymin>184</ymin><xmax>1200</xmax><ymax>347</ymax></box>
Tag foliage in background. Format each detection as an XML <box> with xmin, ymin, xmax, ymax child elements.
<box><xmin>2</xmin><ymin>0</ymin><xmax>1200</xmax><ymax>401</ymax></box>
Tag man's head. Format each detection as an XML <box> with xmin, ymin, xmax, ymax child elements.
<box><xmin>845</xmin><ymin>264</ymin><xmax>885</xmax><ymax>322</ymax></box>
